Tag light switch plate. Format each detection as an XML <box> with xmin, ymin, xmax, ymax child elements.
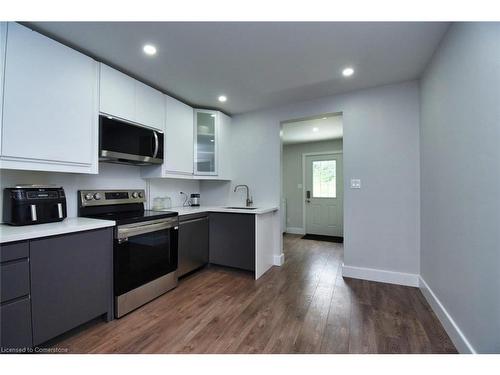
<box><xmin>297</xmin><ymin>184</ymin><xmax>302</xmax><ymax>189</ymax></box>
<box><xmin>350</xmin><ymin>179</ymin><xmax>361</xmax><ymax>189</ymax></box>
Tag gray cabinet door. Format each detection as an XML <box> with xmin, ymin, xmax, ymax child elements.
<box><xmin>209</xmin><ymin>213</ymin><xmax>255</xmax><ymax>271</ymax></box>
<box><xmin>0</xmin><ymin>241</ymin><xmax>29</xmax><ymax>262</ymax></box>
<box><xmin>178</xmin><ymin>216</ymin><xmax>209</xmax><ymax>277</ymax></box>
<box><xmin>1</xmin><ymin>259</ymin><xmax>30</xmax><ymax>303</ymax></box>
<box><xmin>30</xmin><ymin>228</ymin><xmax>113</xmax><ymax>345</ymax></box>
<box><xmin>0</xmin><ymin>297</ymin><xmax>33</xmax><ymax>350</ymax></box>
<box><xmin>0</xmin><ymin>240</ymin><xmax>32</xmax><ymax>350</ymax></box>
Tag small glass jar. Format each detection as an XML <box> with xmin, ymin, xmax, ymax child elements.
<box><xmin>152</xmin><ymin>196</ymin><xmax>172</xmax><ymax>210</ymax></box>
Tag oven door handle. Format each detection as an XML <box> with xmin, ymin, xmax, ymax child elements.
<box><xmin>117</xmin><ymin>221</ymin><xmax>175</xmax><ymax>241</ymax></box>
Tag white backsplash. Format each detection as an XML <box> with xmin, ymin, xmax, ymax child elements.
<box><xmin>0</xmin><ymin>163</ymin><xmax>200</xmax><ymax>220</ymax></box>
<box><xmin>148</xmin><ymin>178</ymin><xmax>200</xmax><ymax>209</ymax></box>
<box><xmin>199</xmin><ymin>180</ymin><xmax>233</xmax><ymax>206</ymax></box>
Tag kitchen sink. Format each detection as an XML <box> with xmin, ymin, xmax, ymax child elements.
<box><xmin>224</xmin><ymin>207</ymin><xmax>258</xmax><ymax>210</ymax></box>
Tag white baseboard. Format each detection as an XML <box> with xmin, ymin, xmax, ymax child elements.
<box><xmin>286</xmin><ymin>227</ymin><xmax>305</xmax><ymax>235</ymax></box>
<box><xmin>273</xmin><ymin>253</ymin><xmax>285</xmax><ymax>266</ymax></box>
<box><xmin>419</xmin><ymin>276</ymin><xmax>476</xmax><ymax>354</ymax></box>
<box><xmin>341</xmin><ymin>264</ymin><xmax>420</xmax><ymax>287</ymax></box>
<box><xmin>340</xmin><ymin>265</ymin><xmax>476</xmax><ymax>353</ymax></box>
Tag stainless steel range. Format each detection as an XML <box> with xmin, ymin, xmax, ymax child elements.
<box><xmin>78</xmin><ymin>189</ymin><xmax>178</xmax><ymax>318</ymax></box>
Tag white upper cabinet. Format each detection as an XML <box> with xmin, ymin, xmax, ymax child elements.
<box><xmin>0</xmin><ymin>22</ymin><xmax>6</xmax><ymax>152</ymax></box>
<box><xmin>217</xmin><ymin>112</ymin><xmax>232</xmax><ymax>180</ymax></box>
<box><xmin>99</xmin><ymin>63</ymin><xmax>165</xmax><ymax>131</ymax></box>
<box><xmin>135</xmin><ymin>81</ymin><xmax>165</xmax><ymax>131</ymax></box>
<box><xmin>194</xmin><ymin>109</ymin><xmax>218</xmax><ymax>175</ymax></box>
<box><xmin>192</xmin><ymin>109</ymin><xmax>232</xmax><ymax>180</ymax></box>
<box><xmin>99</xmin><ymin>64</ymin><xmax>135</xmax><ymax>121</ymax></box>
<box><xmin>142</xmin><ymin>95</ymin><xmax>194</xmax><ymax>179</ymax></box>
<box><xmin>164</xmin><ymin>96</ymin><xmax>194</xmax><ymax>175</ymax></box>
<box><xmin>0</xmin><ymin>23</ymin><xmax>99</xmax><ymax>173</ymax></box>
<box><xmin>143</xmin><ymin>107</ymin><xmax>231</xmax><ymax>180</ymax></box>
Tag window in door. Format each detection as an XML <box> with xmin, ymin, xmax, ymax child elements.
<box><xmin>312</xmin><ymin>160</ymin><xmax>336</xmax><ymax>198</ymax></box>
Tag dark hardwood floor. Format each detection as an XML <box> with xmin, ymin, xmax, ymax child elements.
<box><xmin>51</xmin><ymin>234</ymin><xmax>457</xmax><ymax>353</ymax></box>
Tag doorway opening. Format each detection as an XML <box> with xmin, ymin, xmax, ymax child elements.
<box><xmin>280</xmin><ymin>113</ymin><xmax>343</xmax><ymax>242</ymax></box>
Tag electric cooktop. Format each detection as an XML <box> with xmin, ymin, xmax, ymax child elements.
<box><xmin>77</xmin><ymin>189</ymin><xmax>178</xmax><ymax>225</ymax></box>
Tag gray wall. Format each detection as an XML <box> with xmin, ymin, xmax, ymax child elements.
<box><xmin>283</xmin><ymin>139</ymin><xmax>343</xmax><ymax>229</ymax></box>
<box><xmin>206</xmin><ymin>81</ymin><xmax>420</xmax><ymax>275</ymax></box>
<box><xmin>420</xmin><ymin>23</ymin><xmax>500</xmax><ymax>353</ymax></box>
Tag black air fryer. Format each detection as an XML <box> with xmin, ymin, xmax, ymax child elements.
<box><xmin>3</xmin><ymin>185</ymin><xmax>67</xmax><ymax>226</ymax></box>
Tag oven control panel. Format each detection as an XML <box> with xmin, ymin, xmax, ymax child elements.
<box><xmin>79</xmin><ymin>189</ymin><xmax>145</xmax><ymax>207</ymax></box>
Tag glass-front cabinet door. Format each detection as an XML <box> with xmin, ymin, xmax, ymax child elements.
<box><xmin>194</xmin><ymin>109</ymin><xmax>218</xmax><ymax>175</ymax></box>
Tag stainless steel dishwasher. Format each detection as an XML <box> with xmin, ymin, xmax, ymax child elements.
<box><xmin>178</xmin><ymin>214</ymin><xmax>209</xmax><ymax>277</ymax></box>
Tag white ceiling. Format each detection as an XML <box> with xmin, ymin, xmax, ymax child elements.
<box><xmin>26</xmin><ymin>22</ymin><xmax>449</xmax><ymax>115</ymax></box>
<box><xmin>282</xmin><ymin>115</ymin><xmax>343</xmax><ymax>145</ymax></box>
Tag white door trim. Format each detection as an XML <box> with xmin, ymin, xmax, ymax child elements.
<box><xmin>301</xmin><ymin>150</ymin><xmax>343</xmax><ymax>235</ymax></box>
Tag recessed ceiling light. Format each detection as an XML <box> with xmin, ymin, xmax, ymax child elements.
<box><xmin>342</xmin><ymin>67</ymin><xmax>354</xmax><ymax>77</ymax></box>
<box><xmin>322</xmin><ymin>117</ymin><xmax>327</xmax><ymax>120</ymax></box>
<box><xmin>312</xmin><ymin>127</ymin><xmax>319</xmax><ymax>133</ymax></box>
<box><xmin>218</xmin><ymin>95</ymin><xmax>227</xmax><ymax>102</ymax></box>
<box><xmin>143</xmin><ymin>44</ymin><xmax>157</xmax><ymax>56</ymax></box>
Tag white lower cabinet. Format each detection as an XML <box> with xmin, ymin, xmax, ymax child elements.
<box><xmin>0</xmin><ymin>22</ymin><xmax>99</xmax><ymax>174</ymax></box>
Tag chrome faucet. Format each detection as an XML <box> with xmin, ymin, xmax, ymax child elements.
<box><xmin>234</xmin><ymin>184</ymin><xmax>253</xmax><ymax>207</ymax></box>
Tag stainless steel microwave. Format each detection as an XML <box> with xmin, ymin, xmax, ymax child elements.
<box><xmin>99</xmin><ymin>115</ymin><xmax>164</xmax><ymax>166</ymax></box>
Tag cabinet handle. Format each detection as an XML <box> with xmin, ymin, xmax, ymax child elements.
<box><xmin>152</xmin><ymin>131</ymin><xmax>159</xmax><ymax>158</ymax></box>
<box><xmin>180</xmin><ymin>217</ymin><xmax>208</xmax><ymax>225</ymax></box>
<box><xmin>117</xmin><ymin>220</ymin><xmax>176</xmax><ymax>240</ymax></box>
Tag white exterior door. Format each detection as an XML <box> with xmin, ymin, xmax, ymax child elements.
<box><xmin>305</xmin><ymin>153</ymin><xmax>343</xmax><ymax>236</ymax></box>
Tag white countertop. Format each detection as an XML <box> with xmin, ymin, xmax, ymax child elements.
<box><xmin>164</xmin><ymin>206</ymin><xmax>279</xmax><ymax>216</ymax></box>
<box><xmin>0</xmin><ymin>217</ymin><xmax>116</xmax><ymax>244</ymax></box>
<box><xmin>0</xmin><ymin>207</ymin><xmax>278</xmax><ymax>243</ymax></box>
